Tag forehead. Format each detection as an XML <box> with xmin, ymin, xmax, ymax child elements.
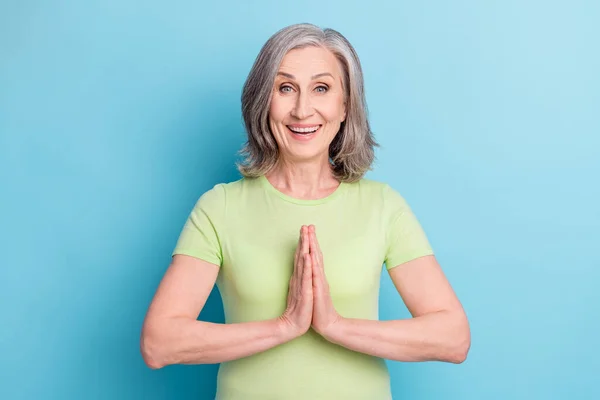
<box><xmin>278</xmin><ymin>46</ymin><xmax>342</xmax><ymax>78</ymax></box>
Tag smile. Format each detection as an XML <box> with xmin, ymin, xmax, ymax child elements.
<box><xmin>287</xmin><ymin>125</ymin><xmax>322</xmax><ymax>136</ymax></box>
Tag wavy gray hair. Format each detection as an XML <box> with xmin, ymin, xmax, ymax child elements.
<box><xmin>237</xmin><ymin>23</ymin><xmax>378</xmax><ymax>183</ymax></box>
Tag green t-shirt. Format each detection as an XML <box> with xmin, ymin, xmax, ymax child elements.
<box><xmin>173</xmin><ymin>175</ymin><xmax>434</xmax><ymax>400</ymax></box>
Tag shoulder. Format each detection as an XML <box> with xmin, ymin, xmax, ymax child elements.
<box><xmin>347</xmin><ymin>177</ymin><xmax>387</xmax><ymax>196</ymax></box>
<box><xmin>193</xmin><ymin>177</ymin><xmax>247</xmax><ymax>213</ymax></box>
<box><xmin>350</xmin><ymin>177</ymin><xmax>410</xmax><ymax>210</ymax></box>
<box><xmin>193</xmin><ymin>176</ymin><xmax>264</xmax><ymax>212</ymax></box>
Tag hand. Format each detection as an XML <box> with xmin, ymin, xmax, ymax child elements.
<box><xmin>308</xmin><ymin>225</ymin><xmax>343</xmax><ymax>337</ymax></box>
<box><xmin>278</xmin><ymin>226</ymin><xmax>313</xmax><ymax>339</ymax></box>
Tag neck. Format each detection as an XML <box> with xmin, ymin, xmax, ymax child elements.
<box><xmin>265</xmin><ymin>157</ymin><xmax>340</xmax><ymax>200</ymax></box>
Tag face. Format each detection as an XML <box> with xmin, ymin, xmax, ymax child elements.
<box><xmin>269</xmin><ymin>46</ymin><xmax>347</xmax><ymax>165</ymax></box>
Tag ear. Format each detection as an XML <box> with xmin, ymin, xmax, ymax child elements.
<box><xmin>341</xmin><ymin>101</ymin><xmax>347</xmax><ymax>123</ymax></box>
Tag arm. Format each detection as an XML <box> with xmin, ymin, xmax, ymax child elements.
<box><xmin>323</xmin><ymin>255</ymin><xmax>471</xmax><ymax>363</ymax></box>
<box><xmin>140</xmin><ymin>254</ymin><xmax>294</xmax><ymax>369</ymax></box>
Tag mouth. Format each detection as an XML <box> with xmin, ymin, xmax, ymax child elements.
<box><xmin>286</xmin><ymin>124</ymin><xmax>322</xmax><ymax>139</ymax></box>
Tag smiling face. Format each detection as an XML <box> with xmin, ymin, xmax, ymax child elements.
<box><xmin>269</xmin><ymin>46</ymin><xmax>347</xmax><ymax>166</ymax></box>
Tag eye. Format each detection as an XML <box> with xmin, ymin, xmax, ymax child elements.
<box><xmin>315</xmin><ymin>85</ymin><xmax>329</xmax><ymax>93</ymax></box>
<box><xmin>279</xmin><ymin>85</ymin><xmax>294</xmax><ymax>93</ymax></box>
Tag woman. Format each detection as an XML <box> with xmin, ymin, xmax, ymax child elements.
<box><xmin>140</xmin><ymin>23</ymin><xmax>470</xmax><ymax>399</ymax></box>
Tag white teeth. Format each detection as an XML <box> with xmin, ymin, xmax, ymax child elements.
<box><xmin>288</xmin><ymin>125</ymin><xmax>320</xmax><ymax>133</ymax></box>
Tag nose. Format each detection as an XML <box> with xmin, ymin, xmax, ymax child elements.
<box><xmin>290</xmin><ymin>91</ymin><xmax>314</xmax><ymax>120</ymax></box>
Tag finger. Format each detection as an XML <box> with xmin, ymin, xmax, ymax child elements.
<box><xmin>313</xmin><ymin>226</ymin><xmax>321</xmax><ymax>252</ymax></box>
<box><xmin>294</xmin><ymin>237</ymin><xmax>305</xmax><ymax>289</ymax></box>
<box><xmin>307</xmin><ymin>226</ymin><xmax>313</xmax><ymax>246</ymax></box>
<box><xmin>312</xmin><ymin>228</ymin><xmax>325</xmax><ymax>268</ymax></box>
<box><xmin>294</xmin><ymin>226</ymin><xmax>302</xmax><ymax>268</ymax></box>
<box><xmin>310</xmin><ymin>232</ymin><xmax>319</xmax><ymax>267</ymax></box>
<box><xmin>303</xmin><ymin>253</ymin><xmax>312</xmax><ymax>282</ymax></box>
<box><xmin>297</xmin><ymin>235</ymin><xmax>305</xmax><ymax>273</ymax></box>
<box><xmin>309</xmin><ymin>229</ymin><xmax>316</xmax><ymax>257</ymax></box>
<box><xmin>311</xmin><ymin>226</ymin><xmax>322</xmax><ymax>254</ymax></box>
<box><xmin>311</xmin><ymin>252</ymin><xmax>321</xmax><ymax>293</ymax></box>
<box><xmin>296</xmin><ymin>252</ymin><xmax>306</xmax><ymax>295</ymax></box>
<box><xmin>303</xmin><ymin>226</ymin><xmax>309</xmax><ymax>255</ymax></box>
<box><xmin>309</xmin><ymin>228</ymin><xmax>321</xmax><ymax>265</ymax></box>
<box><xmin>303</xmin><ymin>253</ymin><xmax>312</xmax><ymax>293</ymax></box>
<box><xmin>314</xmin><ymin>251</ymin><xmax>329</xmax><ymax>292</ymax></box>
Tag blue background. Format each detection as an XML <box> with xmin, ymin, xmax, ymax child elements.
<box><xmin>1</xmin><ymin>1</ymin><xmax>599</xmax><ymax>399</ymax></box>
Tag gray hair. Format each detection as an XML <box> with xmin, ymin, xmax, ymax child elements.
<box><xmin>237</xmin><ymin>23</ymin><xmax>378</xmax><ymax>183</ymax></box>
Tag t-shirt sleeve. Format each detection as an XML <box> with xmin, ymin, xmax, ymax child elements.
<box><xmin>383</xmin><ymin>184</ymin><xmax>434</xmax><ymax>269</ymax></box>
<box><xmin>172</xmin><ymin>184</ymin><xmax>225</xmax><ymax>267</ymax></box>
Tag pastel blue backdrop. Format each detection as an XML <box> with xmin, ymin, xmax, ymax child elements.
<box><xmin>1</xmin><ymin>1</ymin><xmax>598</xmax><ymax>399</ymax></box>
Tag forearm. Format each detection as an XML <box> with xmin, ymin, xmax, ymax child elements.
<box><xmin>141</xmin><ymin>316</ymin><xmax>293</xmax><ymax>368</ymax></box>
<box><xmin>324</xmin><ymin>310</ymin><xmax>470</xmax><ymax>363</ymax></box>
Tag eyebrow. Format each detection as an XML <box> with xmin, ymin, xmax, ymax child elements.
<box><xmin>277</xmin><ymin>72</ymin><xmax>334</xmax><ymax>80</ymax></box>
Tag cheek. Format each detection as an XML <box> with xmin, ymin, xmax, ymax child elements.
<box><xmin>269</xmin><ymin>94</ymin><xmax>289</xmax><ymax>122</ymax></box>
<box><xmin>321</xmin><ymin>95</ymin><xmax>344</xmax><ymax>123</ymax></box>
<box><xmin>322</xmin><ymin>97</ymin><xmax>346</xmax><ymax>123</ymax></box>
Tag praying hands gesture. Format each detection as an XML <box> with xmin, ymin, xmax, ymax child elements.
<box><xmin>279</xmin><ymin>225</ymin><xmax>342</xmax><ymax>339</ymax></box>
<box><xmin>307</xmin><ymin>225</ymin><xmax>343</xmax><ymax>335</ymax></box>
<box><xmin>279</xmin><ymin>224</ymin><xmax>469</xmax><ymax>365</ymax></box>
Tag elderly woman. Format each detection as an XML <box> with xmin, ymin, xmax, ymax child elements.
<box><xmin>141</xmin><ymin>23</ymin><xmax>470</xmax><ymax>399</ymax></box>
